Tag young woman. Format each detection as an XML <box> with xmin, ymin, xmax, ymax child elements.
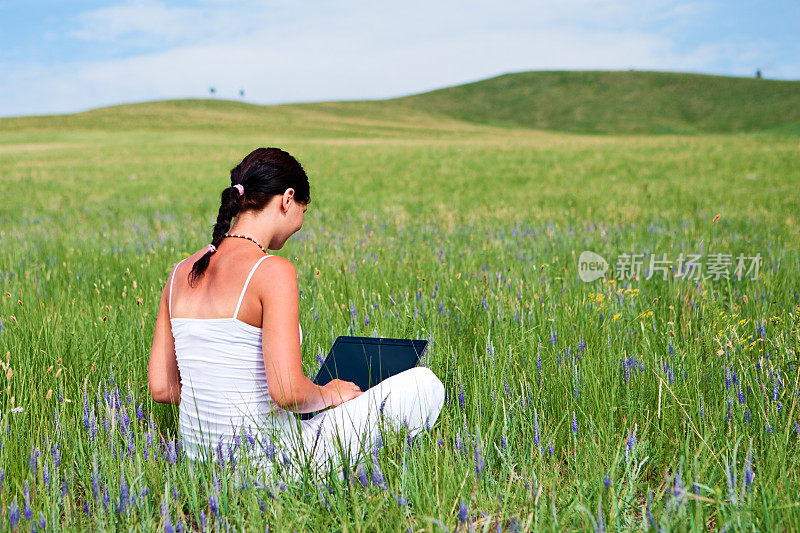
<box><xmin>147</xmin><ymin>147</ymin><xmax>445</xmax><ymax>481</ymax></box>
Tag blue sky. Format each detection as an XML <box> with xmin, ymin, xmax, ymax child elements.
<box><xmin>1</xmin><ymin>0</ymin><xmax>797</xmax><ymax>117</ymax></box>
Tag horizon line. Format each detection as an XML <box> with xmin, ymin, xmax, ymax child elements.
<box><xmin>2</xmin><ymin>67</ymin><xmax>796</xmax><ymax>120</ymax></box>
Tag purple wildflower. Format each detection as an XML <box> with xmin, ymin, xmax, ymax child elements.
<box><xmin>699</xmin><ymin>394</ymin><xmax>705</xmax><ymax>420</ymax></box>
<box><xmin>474</xmin><ymin>445</ymin><xmax>485</xmax><ymax>477</ymax></box>
<box><xmin>727</xmin><ymin>397</ymin><xmax>732</xmax><ymax>424</ymax></box>
<box><xmin>120</xmin><ymin>405</ymin><xmax>130</xmax><ymax>434</ymax></box>
<box><xmin>536</xmin><ymin>343</ymin><xmax>542</xmax><ymax>373</ymax></box>
<box><xmin>91</xmin><ymin>465</ymin><xmax>99</xmax><ymax>501</ymax></box>
<box><xmin>89</xmin><ymin>409</ymin><xmax>98</xmax><ymax>441</ymax></box>
<box><xmin>356</xmin><ymin>465</ymin><xmax>369</xmax><ymax>487</ymax></box>
<box><xmin>9</xmin><ymin>499</ymin><xmax>20</xmax><ymax>528</ymax></box>
<box><xmin>317</xmin><ymin>347</ymin><xmax>325</xmax><ymax>366</ymax></box>
<box><xmin>118</xmin><ymin>470</ymin><xmax>129</xmax><ymax>515</ymax></box>
<box><xmin>458</xmin><ymin>499</ymin><xmax>468</xmax><ymax>523</ymax></box>
<box><xmin>646</xmin><ymin>492</ymin><xmax>657</xmax><ymax>531</ymax></box>
<box><xmin>604</xmin><ymin>473</ymin><xmax>611</xmax><ymax>488</ymax></box>
<box><xmin>625</xmin><ymin>425</ymin><xmax>637</xmax><ymax>460</ymax></box>
<box><xmin>83</xmin><ymin>392</ymin><xmax>91</xmax><ymax>430</ymax></box>
<box><xmin>29</xmin><ymin>445</ymin><xmax>39</xmax><ymax>474</ymax></box>
<box><xmin>744</xmin><ymin>446</ymin><xmax>754</xmax><ymax>488</ymax></box>
<box><xmin>571</xmin><ymin>411</ymin><xmax>578</xmax><ymax>435</ymax></box>
<box><xmin>596</xmin><ymin>504</ymin><xmax>604</xmax><ymax>533</ymax></box>
<box><xmin>209</xmin><ymin>494</ymin><xmax>219</xmax><ymax>517</ymax></box>
<box><xmin>23</xmin><ymin>481</ymin><xmax>32</xmax><ymax>520</ymax></box>
<box><xmin>673</xmin><ymin>471</ymin><xmax>685</xmax><ymax>504</ymax></box>
<box><xmin>167</xmin><ymin>440</ymin><xmax>177</xmax><ymax>465</ymax></box>
<box><xmin>371</xmin><ymin>455</ymin><xmax>388</xmax><ymax>490</ymax></box>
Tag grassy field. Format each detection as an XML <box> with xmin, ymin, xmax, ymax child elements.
<box><xmin>0</xmin><ymin>71</ymin><xmax>799</xmax><ymax>530</ymax></box>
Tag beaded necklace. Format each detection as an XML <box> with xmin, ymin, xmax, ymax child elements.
<box><xmin>223</xmin><ymin>233</ymin><xmax>269</xmax><ymax>254</ymax></box>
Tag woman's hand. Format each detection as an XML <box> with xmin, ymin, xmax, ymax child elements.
<box><xmin>322</xmin><ymin>379</ymin><xmax>363</xmax><ymax>407</ymax></box>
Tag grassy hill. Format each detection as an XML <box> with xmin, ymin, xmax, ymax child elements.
<box><xmin>2</xmin><ymin>70</ymin><xmax>798</xmax><ymax>135</ymax></box>
<box><xmin>387</xmin><ymin>70</ymin><xmax>800</xmax><ymax>134</ymax></box>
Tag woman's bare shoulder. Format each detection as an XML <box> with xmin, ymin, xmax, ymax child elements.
<box><xmin>262</xmin><ymin>255</ymin><xmax>297</xmax><ymax>277</ymax></box>
<box><xmin>250</xmin><ymin>255</ymin><xmax>297</xmax><ymax>293</ymax></box>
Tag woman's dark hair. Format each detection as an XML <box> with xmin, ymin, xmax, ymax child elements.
<box><xmin>188</xmin><ymin>147</ymin><xmax>311</xmax><ymax>287</ymax></box>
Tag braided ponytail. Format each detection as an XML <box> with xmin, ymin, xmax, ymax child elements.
<box><xmin>188</xmin><ymin>185</ymin><xmax>241</xmax><ymax>287</ymax></box>
<box><xmin>187</xmin><ymin>147</ymin><xmax>310</xmax><ymax>287</ymax></box>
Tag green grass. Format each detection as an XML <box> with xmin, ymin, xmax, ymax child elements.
<box><xmin>4</xmin><ymin>70</ymin><xmax>798</xmax><ymax>136</ymax></box>
<box><xmin>389</xmin><ymin>70</ymin><xmax>800</xmax><ymax>134</ymax></box>
<box><xmin>0</xmin><ymin>75</ymin><xmax>799</xmax><ymax>530</ymax></box>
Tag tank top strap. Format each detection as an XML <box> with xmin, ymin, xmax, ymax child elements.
<box><xmin>168</xmin><ymin>258</ymin><xmax>187</xmax><ymax>320</ymax></box>
<box><xmin>233</xmin><ymin>255</ymin><xmax>273</xmax><ymax>320</ymax></box>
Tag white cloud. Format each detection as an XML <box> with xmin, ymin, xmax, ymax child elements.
<box><xmin>69</xmin><ymin>2</ymin><xmax>204</xmax><ymax>42</ymax></box>
<box><xmin>1</xmin><ymin>0</ymin><xmax>796</xmax><ymax>116</ymax></box>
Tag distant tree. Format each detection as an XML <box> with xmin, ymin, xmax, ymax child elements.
<box><xmin>239</xmin><ymin>88</ymin><xmax>245</xmax><ymax>98</ymax></box>
<box><xmin>755</xmin><ymin>69</ymin><xmax>762</xmax><ymax>79</ymax></box>
<box><xmin>209</xmin><ymin>86</ymin><xmax>216</xmax><ymax>96</ymax></box>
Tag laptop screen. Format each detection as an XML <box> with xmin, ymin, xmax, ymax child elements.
<box><xmin>313</xmin><ymin>336</ymin><xmax>429</xmax><ymax>392</ymax></box>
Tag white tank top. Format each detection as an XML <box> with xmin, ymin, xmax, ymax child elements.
<box><xmin>168</xmin><ymin>254</ymin><xmax>303</xmax><ymax>463</ymax></box>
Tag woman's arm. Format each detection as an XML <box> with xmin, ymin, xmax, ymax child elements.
<box><xmin>148</xmin><ymin>264</ymin><xmax>182</xmax><ymax>404</ymax></box>
<box><xmin>260</xmin><ymin>257</ymin><xmax>361</xmax><ymax>412</ymax></box>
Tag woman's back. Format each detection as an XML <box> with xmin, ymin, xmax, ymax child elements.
<box><xmin>149</xmin><ymin>148</ymin><xmax>445</xmax><ymax>482</ymax></box>
<box><xmin>168</xmin><ymin>253</ymin><xmax>302</xmax><ymax>463</ymax></box>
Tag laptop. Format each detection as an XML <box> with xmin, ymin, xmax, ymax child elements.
<box><xmin>298</xmin><ymin>335</ymin><xmax>429</xmax><ymax>420</ymax></box>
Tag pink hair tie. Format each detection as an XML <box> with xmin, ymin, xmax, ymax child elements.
<box><xmin>233</xmin><ymin>184</ymin><xmax>244</xmax><ymax>195</ymax></box>
<box><xmin>208</xmin><ymin>244</ymin><xmax>217</xmax><ymax>253</ymax></box>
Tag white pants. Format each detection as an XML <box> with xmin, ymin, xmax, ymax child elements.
<box><xmin>274</xmin><ymin>366</ymin><xmax>445</xmax><ymax>482</ymax></box>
